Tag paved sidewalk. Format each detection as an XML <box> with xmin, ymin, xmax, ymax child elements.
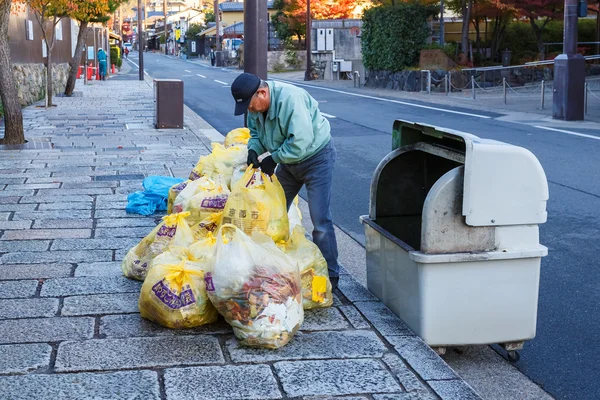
<box><xmin>0</xmin><ymin>78</ymin><xmax>481</xmax><ymax>399</ymax></box>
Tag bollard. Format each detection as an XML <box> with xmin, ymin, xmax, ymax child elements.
<box><xmin>111</xmin><ymin>64</ymin><xmax>116</xmax><ymax>74</ymax></box>
<box><xmin>471</xmin><ymin>76</ymin><xmax>476</xmax><ymax>100</ymax></box>
<box><xmin>503</xmin><ymin>77</ymin><xmax>507</xmax><ymax>105</ymax></box>
<box><xmin>585</xmin><ymin>82</ymin><xmax>589</xmax><ymax>115</ymax></box>
<box><xmin>77</xmin><ymin>65</ymin><xmax>82</xmax><ymax>79</ymax></box>
<box><xmin>540</xmin><ymin>80</ymin><xmax>545</xmax><ymax>110</ymax></box>
<box><xmin>427</xmin><ymin>71</ymin><xmax>431</xmax><ymax>95</ymax></box>
<box><xmin>448</xmin><ymin>71</ymin><xmax>452</xmax><ymax>95</ymax></box>
<box><xmin>87</xmin><ymin>63</ymin><xmax>93</xmax><ymax>80</ymax></box>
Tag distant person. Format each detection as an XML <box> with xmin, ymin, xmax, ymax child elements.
<box><xmin>210</xmin><ymin>49</ymin><xmax>216</xmax><ymax>67</ymax></box>
<box><xmin>124</xmin><ymin>47</ymin><xmax>129</xmax><ymax>59</ymax></box>
<box><xmin>97</xmin><ymin>48</ymin><xmax>107</xmax><ymax>81</ymax></box>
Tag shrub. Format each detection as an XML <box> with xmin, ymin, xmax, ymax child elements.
<box><xmin>362</xmin><ymin>3</ymin><xmax>436</xmax><ymax>72</ymax></box>
<box><xmin>271</xmin><ymin>61</ymin><xmax>286</xmax><ymax>73</ymax></box>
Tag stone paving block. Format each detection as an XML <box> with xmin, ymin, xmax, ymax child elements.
<box><xmin>95</xmin><ymin>194</ymin><xmax>129</xmax><ymax>202</ymax></box>
<box><xmin>95</xmin><ymin>174</ymin><xmax>145</xmax><ymax>181</ymax></box>
<box><xmin>62</xmin><ymin>181</ymin><xmax>117</xmax><ymax>189</ymax></box>
<box><xmin>6</xmin><ymin>183</ymin><xmax>61</xmax><ymax>190</ymax></box>
<box><xmin>51</xmin><ymin>238</ymin><xmax>138</xmax><ymax>251</ymax></box>
<box><xmin>339</xmin><ymin>305</ymin><xmax>371</xmax><ymax>329</ymax></box>
<box><xmin>33</xmin><ymin>219</ymin><xmax>94</xmax><ymax>229</ymax></box>
<box><xmin>0</xmin><ymin>178</ymin><xmax>26</xmax><ymax>185</ymax></box>
<box><xmin>0</xmin><ymin>263</ymin><xmax>72</xmax><ymax>279</ymax></box>
<box><xmin>62</xmin><ymin>293</ymin><xmax>139</xmax><ymax>316</ymax></box>
<box><xmin>0</xmin><ymin>280</ymin><xmax>38</xmax><ymax>299</ymax></box>
<box><xmin>96</xmin><ymin>218</ymin><xmax>157</xmax><ymax>228</ymax></box>
<box><xmin>0</xmin><ymin>316</ymin><xmax>94</xmax><ymax>344</ymax></box>
<box><xmin>386</xmin><ymin>336</ymin><xmax>458</xmax><ymax>381</ymax></box>
<box><xmin>38</xmin><ymin>202</ymin><xmax>93</xmax><ymax>210</ymax></box>
<box><xmin>164</xmin><ymin>365</ymin><xmax>282</xmax><ymax>400</ymax></box>
<box><xmin>37</xmin><ymin>188</ymin><xmax>114</xmax><ymax>196</ymax></box>
<box><xmin>75</xmin><ymin>262</ymin><xmax>122</xmax><ymax>277</ymax></box>
<box><xmin>26</xmin><ymin>176</ymin><xmax>92</xmax><ymax>183</ymax></box>
<box><xmin>95</xmin><ymin>209</ymin><xmax>155</xmax><ymax>219</ymax></box>
<box><xmin>427</xmin><ymin>380</ymin><xmax>482</xmax><ymax>400</ymax></box>
<box><xmin>0</xmin><ymin>370</ymin><xmax>160</xmax><ymax>400</ymax></box>
<box><xmin>1</xmin><ymin>250</ymin><xmax>113</xmax><ymax>264</ymax></box>
<box><xmin>95</xmin><ymin>201</ymin><xmax>129</xmax><ymax>210</ymax></box>
<box><xmin>41</xmin><ymin>276</ymin><xmax>141</xmax><ymax>297</ymax></box>
<box><xmin>94</xmin><ymin>227</ymin><xmax>153</xmax><ymax>238</ymax></box>
<box><xmin>0</xmin><ymin>298</ymin><xmax>59</xmax><ymax>319</ymax></box>
<box><xmin>0</xmin><ymin>240</ymin><xmax>51</xmax><ymax>252</ymax></box>
<box><xmin>338</xmin><ymin>275</ymin><xmax>379</xmax><ymax>302</ymax></box>
<box><xmin>275</xmin><ymin>359</ymin><xmax>402</xmax><ymax>397</ymax></box>
<box><xmin>0</xmin><ymin>220</ymin><xmax>33</xmax><ymax>230</ymax></box>
<box><xmin>19</xmin><ymin>195</ymin><xmax>93</xmax><ymax>203</ymax></box>
<box><xmin>301</xmin><ymin>307</ymin><xmax>351</xmax><ymax>331</ymax></box>
<box><xmin>0</xmin><ymin>196</ymin><xmax>21</xmax><ymax>204</ymax></box>
<box><xmin>100</xmin><ymin>314</ymin><xmax>232</xmax><ymax>338</ymax></box>
<box><xmin>13</xmin><ymin>210</ymin><xmax>92</xmax><ymax>220</ymax></box>
<box><xmin>0</xmin><ymin>189</ymin><xmax>35</xmax><ymax>197</ymax></box>
<box><xmin>55</xmin><ymin>335</ymin><xmax>224</xmax><ymax>372</ymax></box>
<box><xmin>0</xmin><ymin>203</ymin><xmax>37</xmax><ymax>212</ymax></box>
<box><xmin>383</xmin><ymin>353</ymin><xmax>431</xmax><ymax>393</ymax></box>
<box><xmin>304</xmin><ymin>397</ymin><xmax>369</xmax><ymax>400</ymax></box>
<box><xmin>354</xmin><ymin>302</ymin><xmax>414</xmax><ymax>337</ymax></box>
<box><xmin>1</xmin><ymin>229</ymin><xmax>91</xmax><ymax>240</ymax></box>
<box><xmin>0</xmin><ymin>211</ymin><xmax>9</xmax><ymax>220</ymax></box>
<box><xmin>373</xmin><ymin>394</ymin><xmax>433</xmax><ymax>400</ymax></box>
<box><xmin>228</xmin><ymin>331</ymin><xmax>387</xmax><ymax>363</ymax></box>
<box><xmin>0</xmin><ymin>343</ymin><xmax>52</xmax><ymax>373</ymax></box>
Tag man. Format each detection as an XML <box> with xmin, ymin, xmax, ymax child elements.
<box><xmin>230</xmin><ymin>72</ymin><xmax>341</xmax><ymax>288</ymax></box>
<box><xmin>97</xmin><ymin>48</ymin><xmax>107</xmax><ymax>81</ymax></box>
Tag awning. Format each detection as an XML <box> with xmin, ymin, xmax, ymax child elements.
<box><xmin>109</xmin><ymin>32</ymin><xmax>122</xmax><ymax>41</ymax></box>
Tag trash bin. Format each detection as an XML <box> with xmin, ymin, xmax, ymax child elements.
<box><xmin>502</xmin><ymin>50</ymin><xmax>512</xmax><ymax>67</ymax></box>
<box><xmin>154</xmin><ymin>79</ymin><xmax>184</xmax><ymax>129</ymax></box>
<box><xmin>360</xmin><ymin>120</ymin><xmax>548</xmax><ymax>357</ymax></box>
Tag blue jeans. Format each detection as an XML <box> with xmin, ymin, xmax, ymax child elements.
<box><xmin>276</xmin><ymin>140</ymin><xmax>341</xmax><ymax>277</ymax></box>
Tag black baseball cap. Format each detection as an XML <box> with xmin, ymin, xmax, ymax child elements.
<box><xmin>231</xmin><ymin>73</ymin><xmax>261</xmax><ymax>116</ymax></box>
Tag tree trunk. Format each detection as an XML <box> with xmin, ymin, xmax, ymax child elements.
<box><xmin>65</xmin><ymin>20</ymin><xmax>89</xmax><ymax>96</ymax></box>
<box><xmin>0</xmin><ymin>0</ymin><xmax>25</xmax><ymax>145</ymax></box>
<box><xmin>46</xmin><ymin>46</ymin><xmax>54</xmax><ymax>107</ymax></box>
<box><xmin>460</xmin><ymin>0</ymin><xmax>473</xmax><ymax>63</ymax></box>
<box><xmin>530</xmin><ymin>18</ymin><xmax>545</xmax><ymax>61</ymax></box>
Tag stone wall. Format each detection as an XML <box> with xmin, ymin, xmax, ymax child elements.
<box><xmin>267</xmin><ymin>50</ymin><xmax>307</xmax><ymax>71</ymax></box>
<box><xmin>12</xmin><ymin>63</ymin><xmax>70</xmax><ymax>106</ymax></box>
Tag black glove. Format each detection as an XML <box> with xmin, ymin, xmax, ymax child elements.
<box><xmin>247</xmin><ymin>150</ymin><xmax>260</xmax><ymax>168</ymax></box>
<box><xmin>260</xmin><ymin>155</ymin><xmax>277</xmax><ymax>176</ymax></box>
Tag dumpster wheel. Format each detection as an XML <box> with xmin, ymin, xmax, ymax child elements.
<box><xmin>507</xmin><ymin>350</ymin><xmax>520</xmax><ymax>363</ymax></box>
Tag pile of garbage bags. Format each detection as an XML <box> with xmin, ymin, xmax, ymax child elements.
<box><xmin>122</xmin><ymin>127</ymin><xmax>332</xmax><ymax>349</ymax></box>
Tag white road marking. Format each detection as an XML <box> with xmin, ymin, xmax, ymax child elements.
<box><xmin>273</xmin><ymin>79</ymin><xmax>492</xmax><ymax>119</ymax></box>
<box><xmin>214</xmin><ymin>79</ymin><xmax>228</xmax><ymax>85</ymax></box>
<box><xmin>185</xmin><ymin>70</ymin><xmax>191</xmax><ymax>73</ymax></box>
<box><xmin>197</xmin><ymin>74</ymin><xmax>206</xmax><ymax>78</ymax></box>
<box><xmin>127</xmin><ymin>60</ymin><xmax>149</xmax><ymax>76</ymax></box>
<box><xmin>222</xmin><ymin>85</ymin><xmax>231</xmax><ymax>88</ymax></box>
<box><xmin>534</xmin><ymin>125</ymin><xmax>600</xmax><ymax>141</ymax></box>
<box><xmin>321</xmin><ymin>112</ymin><xmax>336</xmax><ymax>119</ymax></box>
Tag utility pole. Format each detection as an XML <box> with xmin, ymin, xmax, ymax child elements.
<box><xmin>215</xmin><ymin>0</ymin><xmax>221</xmax><ymax>51</ymax></box>
<box><xmin>137</xmin><ymin>0</ymin><xmax>144</xmax><ymax>80</ymax></box>
<box><xmin>244</xmin><ymin>0</ymin><xmax>267</xmax><ymax>79</ymax></box>
<box><xmin>552</xmin><ymin>0</ymin><xmax>585</xmax><ymax>120</ymax></box>
<box><xmin>304</xmin><ymin>0</ymin><xmax>311</xmax><ymax>81</ymax></box>
<box><xmin>439</xmin><ymin>0</ymin><xmax>445</xmax><ymax>46</ymax></box>
<box><xmin>164</xmin><ymin>0</ymin><xmax>168</xmax><ymax>55</ymax></box>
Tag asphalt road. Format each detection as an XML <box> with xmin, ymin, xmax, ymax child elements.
<box><xmin>122</xmin><ymin>51</ymin><xmax>600</xmax><ymax>400</ymax></box>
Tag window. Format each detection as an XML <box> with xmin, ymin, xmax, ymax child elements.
<box><xmin>55</xmin><ymin>20</ymin><xmax>63</xmax><ymax>41</ymax></box>
<box><xmin>25</xmin><ymin>20</ymin><xmax>34</xmax><ymax>41</ymax></box>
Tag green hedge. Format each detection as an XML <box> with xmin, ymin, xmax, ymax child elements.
<box><xmin>361</xmin><ymin>3</ymin><xmax>436</xmax><ymax>72</ymax></box>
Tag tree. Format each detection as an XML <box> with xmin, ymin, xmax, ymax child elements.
<box><xmin>500</xmin><ymin>0</ymin><xmax>563</xmax><ymax>60</ymax></box>
<box><xmin>185</xmin><ymin>22</ymin><xmax>203</xmax><ymax>40</ymax></box>
<box><xmin>204</xmin><ymin>10</ymin><xmax>214</xmax><ymax>23</ymax></box>
<box><xmin>64</xmin><ymin>0</ymin><xmax>110</xmax><ymax>96</ymax></box>
<box><xmin>25</xmin><ymin>0</ymin><xmax>77</xmax><ymax>108</ymax></box>
<box><xmin>0</xmin><ymin>0</ymin><xmax>25</xmax><ymax>144</ymax></box>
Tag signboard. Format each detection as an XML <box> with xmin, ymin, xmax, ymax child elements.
<box><xmin>191</xmin><ymin>41</ymin><xmax>196</xmax><ymax>53</ymax></box>
<box><xmin>87</xmin><ymin>46</ymin><xmax>95</xmax><ymax>60</ymax></box>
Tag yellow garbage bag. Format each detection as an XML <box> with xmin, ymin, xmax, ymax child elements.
<box><xmin>288</xmin><ymin>196</ymin><xmax>302</xmax><ymax>233</ymax></box>
<box><xmin>188</xmin><ymin>232</ymin><xmax>218</xmax><ymax>261</ymax></box>
<box><xmin>222</xmin><ymin>167</ymin><xmax>289</xmax><ymax>243</ymax></box>
<box><xmin>188</xmin><ymin>212</ymin><xmax>223</xmax><ymax>238</ymax></box>
<box><xmin>183</xmin><ymin>176</ymin><xmax>229</xmax><ymax>225</ymax></box>
<box><xmin>189</xmin><ymin>144</ymin><xmax>248</xmax><ymax>187</ymax></box>
<box><xmin>122</xmin><ymin>212</ymin><xmax>197</xmax><ymax>281</ymax></box>
<box><xmin>205</xmin><ymin>224</ymin><xmax>303</xmax><ymax>349</ymax></box>
<box><xmin>167</xmin><ymin>180</ymin><xmax>190</xmax><ymax>214</ymax></box>
<box><xmin>139</xmin><ymin>249</ymin><xmax>219</xmax><ymax>329</ymax></box>
<box><xmin>224</xmin><ymin>127</ymin><xmax>251</xmax><ymax>148</ymax></box>
<box><xmin>277</xmin><ymin>226</ymin><xmax>333</xmax><ymax>309</ymax></box>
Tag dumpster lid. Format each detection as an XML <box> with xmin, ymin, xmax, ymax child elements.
<box><xmin>393</xmin><ymin>120</ymin><xmax>548</xmax><ymax>226</ymax></box>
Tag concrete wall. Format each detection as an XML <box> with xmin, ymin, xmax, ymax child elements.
<box><xmin>12</xmin><ymin>63</ymin><xmax>70</xmax><ymax>106</ymax></box>
<box><xmin>267</xmin><ymin>50</ymin><xmax>307</xmax><ymax>71</ymax></box>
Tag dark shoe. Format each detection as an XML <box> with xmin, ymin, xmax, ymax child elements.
<box><xmin>330</xmin><ymin>276</ymin><xmax>339</xmax><ymax>291</ymax></box>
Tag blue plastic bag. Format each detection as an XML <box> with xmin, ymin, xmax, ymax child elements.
<box><xmin>126</xmin><ymin>176</ymin><xmax>185</xmax><ymax>216</ymax></box>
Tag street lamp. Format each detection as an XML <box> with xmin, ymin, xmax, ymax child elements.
<box><xmin>305</xmin><ymin>0</ymin><xmax>311</xmax><ymax>81</ymax></box>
